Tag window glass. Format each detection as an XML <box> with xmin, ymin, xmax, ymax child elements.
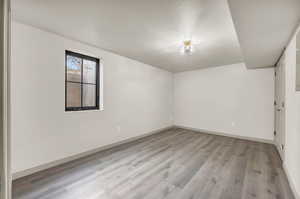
<box><xmin>83</xmin><ymin>84</ymin><xmax>96</xmax><ymax>107</ymax></box>
<box><xmin>66</xmin><ymin>82</ymin><xmax>81</xmax><ymax>107</ymax></box>
<box><xmin>67</xmin><ymin>55</ymin><xmax>82</xmax><ymax>82</ymax></box>
<box><xmin>83</xmin><ymin>60</ymin><xmax>96</xmax><ymax>84</ymax></box>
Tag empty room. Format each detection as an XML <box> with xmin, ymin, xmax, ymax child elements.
<box><xmin>1</xmin><ymin>0</ymin><xmax>300</xmax><ymax>199</ymax></box>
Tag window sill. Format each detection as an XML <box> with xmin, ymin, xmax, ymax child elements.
<box><xmin>65</xmin><ymin>107</ymin><xmax>104</xmax><ymax>112</ymax></box>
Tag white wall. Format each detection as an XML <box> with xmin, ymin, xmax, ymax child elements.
<box><xmin>283</xmin><ymin>31</ymin><xmax>300</xmax><ymax>198</ymax></box>
<box><xmin>11</xmin><ymin>21</ymin><xmax>173</xmax><ymax>174</ymax></box>
<box><xmin>174</xmin><ymin>63</ymin><xmax>275</xmax><ymax>141</ymax></box>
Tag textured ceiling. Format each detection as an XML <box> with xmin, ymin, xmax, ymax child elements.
<box><xmin>12</xmin><ymin>0</ymin><xmax>300</xmax><ymax>72</ymax></box>
<box><xmin>12</xmin><ymin>0</ymin><xmax>243</xmax><ymax>72</ymax></box>
<box><xmin>228</xmin><ymin>0</ymin><xmax>300</xmax><ymax>69</ymax></box>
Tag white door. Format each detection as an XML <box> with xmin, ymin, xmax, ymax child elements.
<box><xmin>274</xmin><ymin>55</ymin><xmax>286</xmax><ymax>160</ymax></box>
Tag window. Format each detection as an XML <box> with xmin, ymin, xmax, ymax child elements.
<box><xmin>65</xmin><ymin>51</ymin><xmax>100</xmax><ymax>111</ymax></box>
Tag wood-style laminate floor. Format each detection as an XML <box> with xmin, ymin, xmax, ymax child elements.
<box><xmin>13</xmin><ymin>128</ymin><xmax>295</xmax><ymax>199</ymax></box>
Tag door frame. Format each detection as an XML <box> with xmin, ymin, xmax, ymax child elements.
<box><xmin>274</xmin><ymin>54</ymin><xmax>286</xmax><ymax>161</ymax></box>
<box><xmin>1</xmin><ymin>0</ymin><xmax>11</xmax><ymax>198</ymax></box>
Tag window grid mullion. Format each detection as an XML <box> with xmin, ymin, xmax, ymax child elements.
<box><xmin>65</xmin><ymin>50</ymin><xmax>99</xmax><ymax>112</ymax></box>
<box><xmin>66</xmin><ymin>81</ymin><xmax>96</xmax><ymax>85</ymax></box>
<box><xmin>81</xmin><ymin>58</ymin><xmax>83</xmax><ymax>108</ymax></box>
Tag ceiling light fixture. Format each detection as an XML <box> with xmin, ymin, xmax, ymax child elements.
<box><xmin>182</xmin><ymin>40</ymin><xmax>193</xmax><ymax>54</ymax></box>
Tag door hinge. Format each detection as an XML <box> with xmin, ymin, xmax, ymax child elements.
<box><xmin>274</xmin><ymin>101</ymin><xmax>277</xmax><ymax>106</ymax></box>
<box><xmin>281</xmin><ymin>144</ymin><xmax>284</xmax><ymax>150</ymax></box>
<box><xmin>275</xmin><ymin>71</ymin><xmax>277</xmax><ymax>76</ymax></box>
<box><xmin>282</xmin><ymin>102</ymin><xmax>285</xmax><ymax>108</ymax></box>
<box><xmin>274</xmin><ymin>131</ymin><xmax>277</xmax><ymax>136</ymax></box>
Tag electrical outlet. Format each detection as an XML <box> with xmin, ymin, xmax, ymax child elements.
<box><xmin>169</xmin><ymin>115</ymin><xmax>173</xmax><ymax>122</ymax></box>
<box><xmin>116</xmin><ymin>126</ymin><xmax>121</xmax><ymax>132</ymax></box>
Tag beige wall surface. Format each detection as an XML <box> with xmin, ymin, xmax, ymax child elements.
<box><xmin>11</xmin><ymin>21</ymin><xmax>173</xmax><ymax>174</ymax></box>
<box><xmin>174</xmin><ymin>63</ymin><xmax>275</xmax><ymax>141</ymax></box>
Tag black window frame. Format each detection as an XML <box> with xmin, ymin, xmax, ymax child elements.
<box><xmin>65</xmin><ymin>50</ymin><xmax>100</xmax><ymax>112</ymax></box>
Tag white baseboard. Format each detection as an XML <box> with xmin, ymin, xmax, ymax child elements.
<box><xmin>12</xmin><ymin>126</ymin><xmax>174</xmax><ymax>180</ymax></box>
<box><xmin>283</xmin><ymin>162</ymin><xmax>300</xmax><ymax>199</ymax></box>
<box><xmin>274</xmin><ymin>141</ymin><xmax>284</xmax><ymax>161</ymax></box>
<box><xmin>174</xmin><ymin>125</ymin><xmax>274</xmax><ymax>144</ymax></box>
